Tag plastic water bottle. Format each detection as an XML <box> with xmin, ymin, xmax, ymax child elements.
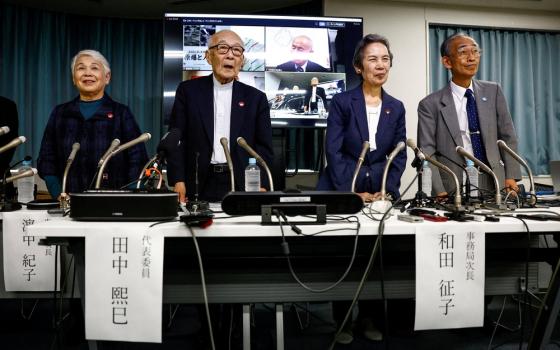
<box><xmin>17</xmin><ymin>159</ymin><xmax>35</xmax><ymax>203</ymax></box>
<box><xmin>421</xmin><ymin>160</ymin><xmax>432</xmax><ymax>196</ymax></box>
<box><xmin>466</xmin><ymin>160</ymin><xmax>479</xmax><ymax>198</ymax></box>
<box><xmin>244</xmin><ymin>158</ymin><xmax>261</xmax><ymax>192</ymax></box>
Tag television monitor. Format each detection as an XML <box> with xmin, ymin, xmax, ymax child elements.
<box><xmin>163</xmin><ymin>13</ymin><xmax>363</xmax><ymax>127</ymax></box>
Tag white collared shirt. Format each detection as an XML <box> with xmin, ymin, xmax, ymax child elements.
<box><xmin>211</xmin><ymin>75</ymin><xmax>233</xmax><ymax>164</ymax></box>
<box><xmin>366</xmin><ymin>104</ymin><xmax>382</xmax><ymax>151</ymax></box>
<box><xmin>450</xmin><ymin>80</ymin><xmax>474</xmax><ymax>156</ymax></box>
<box><xmin>311</xmin><ymin>86</ymin><xmax>317</xmax><ymax>102</ymax></box>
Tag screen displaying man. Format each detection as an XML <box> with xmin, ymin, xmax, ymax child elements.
<box><xmin>0</xmin><ymin>96</ymin><xmax>19</xmax><ymax>178</ymax></box>
<box><xmin>304</xmin><ymin>77</ymin><xmax>327</xmax><ymax>114</ymax></box>
<box><xmin>276</xmin><ymin>35</ymin><xmax>329</xmax><ymax>72</ymax></box>
<box><xmin>167</xmin><ymin>29</ymin><xmax>274</xmax><ymax>203</ymax></box>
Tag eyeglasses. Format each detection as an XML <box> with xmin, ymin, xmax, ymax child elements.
<box><xmin>456</xmin><ymin>47</ymin><xmax>482</xmax><ymax>59</ymax></box>
<box><xmin>208</xmin><ymin>44</ymin><xmax>245</xmax><ymax>57</ymax></box>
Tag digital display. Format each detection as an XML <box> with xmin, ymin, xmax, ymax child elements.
<box><xmin>163</xmin><ymin>14</ymin><xmax>363</xmax><ymax>127</ymax></box>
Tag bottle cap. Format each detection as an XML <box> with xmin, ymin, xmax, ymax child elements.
<box><xmin>423</xmin><ymin>160</ymin><xmax>429</xmax><ymax>167</ymax></box>
<box><xmin>248</xmin><ymin>158</ymin><xmax>256</xmax><ymax>165</ymax></box>
<box><xmin>466</xmin><ymin>159</ymin><xmax>474</xmax><ymax>167</ymax></box>
<box><xmin>22</xmin><ymin>160</ymin><xmax>32</xmax><ymax>166</ymax></box>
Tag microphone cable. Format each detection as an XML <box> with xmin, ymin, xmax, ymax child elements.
<box><xmin>274</xmin><ymin>209</ymin><xmax>361</xmax><ymax>293</ymax></box>
<box><xmin>186</xmin><ymin>224</ymin><xmax>216</xmax><ymax>350</ymax></box>
<box><xmin>328</xmin><ymin>173</ymin><xmax>418</xmax><ymax>350</ymax></box>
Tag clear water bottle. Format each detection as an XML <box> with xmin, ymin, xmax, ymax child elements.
<box><xmin>466</xmin><ymin>160</ymin><xmax>479</xmax><ymax>198</ymax></box>
<box><xmin>244</xmin><ymin>158</ymin><xmax>261</xmax><ymax>192</ymax></box>
<box><xmin>17</xmin><ymin>159</ymin><xmax>35</xmax><ymax>203</ymax></box>
<box><xmin>421</xmin><ymin>160</ymin><xmax>432</xmax><ymax>196</ymax></box>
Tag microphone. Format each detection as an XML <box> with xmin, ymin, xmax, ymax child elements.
<box><xmin>351</xmin><ymin>141</ymin><xmax>369</xmax><ymax>192</ymax></box>
<box><xmin>3</xmin><ymin>168</ymin><xmax>37</xmax><ymax>184</ymax></box>
<box><xmin>456</xmin><ymin>146</ymin><xmax>502</xmax><ymax>207</ymax></box>
<box><xmin>405</xmin><ymin>139</ymin><xmax>425</xmax><ymax>162</ymax></box>
<box><xmin>0</xmin><ymin>136</ymin><xmax>26</xmax><ymax>154</ymax></box>
<box><xmin>220</xmin><ymin>137</ymin><xmax>235</xmax><ymax>193</ymax></box>
<box><xmin>497</xmin><ymin>140</ymin><xmax>535</xmax><ymax>206</ymax></box>
<box><xmin>60</xmin><ymin>143</ymin><xmax>80</xmax><ymax>209</ymax></box>
<box><xmin>94</xmin><ymin>133</ymin><xmax>151</xmax><ymax>189</ymax></box>
<box><xmin>136</xmin><ymin>129</ymin><xmax>182</xmax><ymax>189</ymax></box>
<box><xmin>433</xmin><ymin>151</ymin><xmax>471</xmax><ymax>198</ymax></box>
<box><xmin>380</xmin><ymin>141</ymin><xmax>405</xmax><ymax>200</ymax></box>
<box><xmin>407</xmin><ymin>140</ymin><xmax>462</xmax><ymax>210</ymax></box>
<box><xmin>0</xmin><ymin>126</ymin><xmax>10</xmax><ymax>136</ymax></box>
<box><xmin>236</xmin><ymin>137</ymin><xmax>274</xmax><ymax>191</ymax></box>
<box><xmin>98</xmin><ymin>139</ymin><xmax>121</xmax><ymax>166</ymax></box>
<box><xmin>157</xmin><ymin>128</ymin><xmax>182</xmax><ymax>161</ymax></box>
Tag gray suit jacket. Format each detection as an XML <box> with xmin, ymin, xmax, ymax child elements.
<box><xmin>417</xmin><ymin>80</ymin><xmax>521</xmax><ymax>195</ymax></box>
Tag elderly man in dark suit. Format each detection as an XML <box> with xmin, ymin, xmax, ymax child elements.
<box><xmin>168</xmin><ymin>29</ymin><xmax>273</xmax><ymax>202</ymax></box>
<box><xmin>417</xmin><ymin>33</ymin><xmax>521</xmax><ymax>197</ymax></box>
<box><xmin>276</xmin><ymin>35</ymin><xmax>329</xmax><ymax>72</ymax></box>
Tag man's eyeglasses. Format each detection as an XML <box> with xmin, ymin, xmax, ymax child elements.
<box><xmin>208</xmin><ymin>44</ymin><xmax>245</xmax><ymax>57</ymax></box>
<box><xmin>456</xmin><ymin>47</ymin><xmax>482</xmax><ymax>59</ymax></box>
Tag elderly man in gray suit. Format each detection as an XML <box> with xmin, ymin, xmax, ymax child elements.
<box><xmin>417</xmin><ymin>33</ymin><xmax>521</xmax><ymax>198</ymax></box>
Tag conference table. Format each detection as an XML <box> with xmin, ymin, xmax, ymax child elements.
<box><xmin>25</xmin><ymin>206</ymin><xmax>560</xmax><ymax>349</ymax></box>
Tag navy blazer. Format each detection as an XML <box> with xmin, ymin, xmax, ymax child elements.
<box><xmin>276</xmin><ymin>60</ymin><xmax>329</xmax><ymax>72</ymax></box>
<box><xmin>317</xmin><ymin>86</ymin><xmax>406</xmax><ymax>197</ymax></box>
<box><xmin>167</xmin><ymin>74</ymin><xmax>273</xmax><ymax>199</ymax></box>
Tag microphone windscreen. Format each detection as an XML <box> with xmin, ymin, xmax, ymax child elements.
<box><xmin>157</xmin><ymin>128</ymin><xmax>181</xmax><ymax>154</ymax></box>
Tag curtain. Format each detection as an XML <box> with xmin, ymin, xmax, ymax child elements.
<box><xmin>429</xmin><ymin>25</ymin><xmax>560</xmax><ymax>175</ymax></box>
<box><xmin>0</xmin><ymin>4</ymin><xmax>163</xmax><ymax>163</ymax></box>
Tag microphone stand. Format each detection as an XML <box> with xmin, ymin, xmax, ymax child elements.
<box><xmin>410</xmin><ymin>151</ymin><xmax>428</xmax><ymax>208</ymax></box>
<box><xmin>456</xmin><ymin>146</ymin><xmax>506</xmax><ymax>211</ymax></box>
<box><xmin>187</xmin><ymin>152</ymin><xmax>209</xmax><ymax>213</ymax></box>
<box><xmin>434</xmin><ymin>151</ymin><xmax>477</xmax><ymax>206</ymax></box>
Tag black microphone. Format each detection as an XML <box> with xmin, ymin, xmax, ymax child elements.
<box><xmin>156</xmin><ymin>128</ymin><xmax>182</xmax><ymax>161</ymax></box>
<box><xmin>187</xmin><ymin>151</ymin><xmax>209</xmax><ymax>212</ymax></box>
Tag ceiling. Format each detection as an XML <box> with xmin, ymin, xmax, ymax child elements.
<box><xmin>2</xmin><ymin>0</ymin><xmax>314</xmax><ymax>19</ymax></box>
<box><xmin>4</xmin><ymin>0</ymin><xmax>560</xmax><ymax>19</ymax></box>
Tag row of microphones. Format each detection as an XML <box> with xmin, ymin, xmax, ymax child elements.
<box><xmin>406</xmin><ymin>139</ymin><xmax>463</xmax><ymax>211</ymax></box>
<box><xmin>94</xmin><ymin>133</ymin><xmax>152</xmax><ymax>189</ymax></box>
<box><xmin>407</xmin><ymin>138</ymin><xmax>533</xmax><ymax>210</ymax></box>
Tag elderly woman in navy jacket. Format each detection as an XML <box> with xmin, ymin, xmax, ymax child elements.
<box><xmin>38</xmin><ymin>50</ymin><xmax>148</xmax><ymax>198</ymax></box>
<box><xmin>317</xmin><ymin>34</ymin><xmax>406</xmax><ymax>202</ymax></box>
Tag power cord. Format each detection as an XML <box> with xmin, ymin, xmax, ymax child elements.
<box><xmin>186</xmin><ymin>225</ymin><xmax>216</xmax><ymax>350</ymax></box>
<box><xmin>274</xmin><ymin>209</ymin><xmax>361</xmax><ymax>293</ymax></box>
<box><xmin>328</xmin><ymin>173</ymin><xmax>418</xmax><ymax>350</ymax></box>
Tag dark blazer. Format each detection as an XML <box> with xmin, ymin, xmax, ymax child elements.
<box><xmin>417</xmin><ymin>80</ymin><xmax>521</xmax><ymax>195</ymax></box>
<box><xmin>317</xmin><ymin>86</ymin><xmax>407</xmax><ymax>197</ymax></box>
<box><xmin>304</xmin><ymin>86</ymin><xmax>328</xmax><ymax>112</ymax></box>
<box><xmin>276</xmin><ymin>60</ymin><xmax>329</xmax><ymax>72</ymax></box>
<box><xmin>167</xmin><ymin>74</ymin><xmax>274</xmax><ymax>200</ymax></box>
<box><xmin>37</xmin><ymin>95</ymin><xmax>148</xmax><ymax>193</ymax></box>
<box><xmin>0</xmin><ymin>96</ymin><xmax>19</xmax><ymax>177</ymax></box>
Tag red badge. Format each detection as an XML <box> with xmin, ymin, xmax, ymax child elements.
<box><xmin>107</xmin><ymin>112</ymin><xmax>113</xmax><ymax>119</ymax></box>
<box><xmin>238</xmin><ymin>101</ymin><xmax>245</xmax><ymax>107</ymax></box>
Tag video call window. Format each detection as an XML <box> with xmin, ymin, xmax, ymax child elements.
<box><xmin>164</xmin><ymin>14</ymin><xmax>363</xmax><ymax>126</ymax></box>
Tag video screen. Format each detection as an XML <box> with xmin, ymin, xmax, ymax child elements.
<box><xmin>163</xmin><ymin>14</ymin><xmax>363</xmax><ymax>127</ymax></box>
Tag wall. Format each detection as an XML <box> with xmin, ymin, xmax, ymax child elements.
<box><xmin>324</xmin><ymin>0</ymin><xmax>560</xmax><ymax>197</ymax></box>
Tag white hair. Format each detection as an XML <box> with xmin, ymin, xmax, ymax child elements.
<box><xmin>71</xmin><ymin>50</ymin><xmax>111</xmax><ymax>74</ymax></box>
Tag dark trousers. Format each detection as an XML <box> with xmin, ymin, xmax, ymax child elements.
<box><xmin>199</xmin><ymin>165</ymin><xmax>231</xmax><ymax>202</ymax></box>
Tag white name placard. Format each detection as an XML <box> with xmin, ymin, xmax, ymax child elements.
<box><xmin>414</xmin><ymin>226</ymin><xmax>485</xmax><ymax>330</ymax></box>
<box><xmin>85</xmin><ymin>224</ymin><xmax>164</xmax><ymax>343</ymax></box>
<box><xmin>3</xmin><ymin>210</ymin><xmax>60</xmax><ymax>291</ymax></box>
